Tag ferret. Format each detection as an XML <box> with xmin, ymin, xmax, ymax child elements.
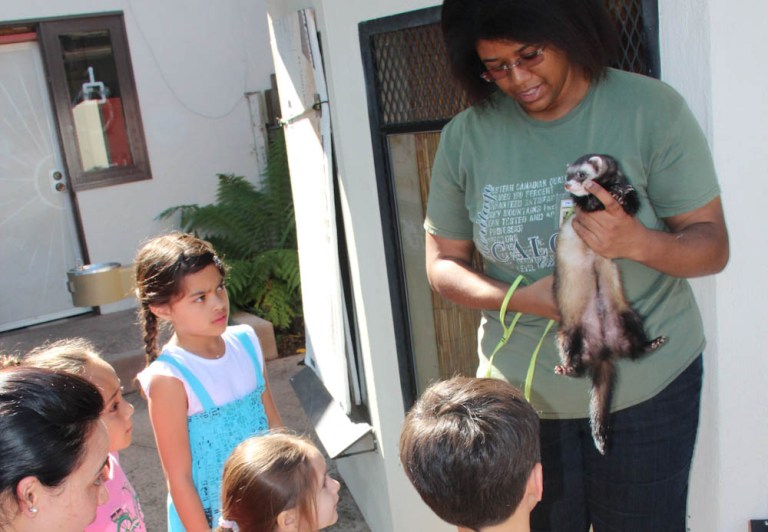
<box><xmin>553</xmin><ymin>154</ymin><xmax>666</xmax><ymax>454</ymax></box>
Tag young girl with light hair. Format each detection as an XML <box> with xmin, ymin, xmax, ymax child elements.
<box><xmin>216</xmin><ymin>433</ymin><xmax>340</xmax><ymax>532</ymax></box>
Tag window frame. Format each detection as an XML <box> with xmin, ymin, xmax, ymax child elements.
<box><xmin>38</xmin><ymin>13</ymin><xmax>151</xmax><ymax>191</ymax></box>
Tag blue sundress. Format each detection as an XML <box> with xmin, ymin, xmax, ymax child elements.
<box><xmin>157</xmin><ymin>330</ymin><xmax>269</xmax><ymax>531</ymax></box>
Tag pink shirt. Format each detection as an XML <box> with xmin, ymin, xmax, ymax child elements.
<box><xmin>87</xmin><ymin>453</ymin><xmax>146</xmax><ymax>532</ymax></box>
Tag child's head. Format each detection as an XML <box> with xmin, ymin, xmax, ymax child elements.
<box><xmin>134</xmin><ymin>232</ymin><xmax>228</xmax><ymax>363</ymax></box>
<box><xmin>399</xmin><ymin>376</ymin><xmax>542</xmax><ymax>531</ymax></box>
<box><xmin>23</xmin><ymin>338</ymin><xmax>134</xmax><ymax>454</ymax></box>
<box><xmin>217</xmin><ymin>433</ymin><xmax>340</xmax><ymax>532</ymax></box>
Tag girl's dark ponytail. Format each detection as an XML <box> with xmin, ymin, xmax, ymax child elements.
<box><xmin>139</xmin><ymin>304</ymin><xmax>159</xmax><ymax>364</ymax></box>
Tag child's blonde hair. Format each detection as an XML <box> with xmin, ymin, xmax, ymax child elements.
<box><xmin>134</xmin><ymin>232</ymin><xmax>226</xmax><ymax>364</ymax></box>
<box><xmin>20</xmin><ymin>337</ymin><xmax>100</xmax><ymax>375</ymax></box>
<box><xmin>217</xmin><ymin>433</ymin><xmax>320</xmax><ymax>532</ymax></box>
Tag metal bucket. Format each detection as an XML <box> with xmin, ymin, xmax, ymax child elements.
<box><xmin>67</xmin><ymin>262</ymin><xmax>135</xmax><ymax>307</ymax></box>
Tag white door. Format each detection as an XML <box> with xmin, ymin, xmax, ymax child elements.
<box><xmin>0</xmin><ymin>41</ymin><xmax>87</xmax><ymax>332</ymax></box>
<box><xmin>269</xmin><ymin>9</ymin><xmax>361</xmax><ymax>412</ymax></box>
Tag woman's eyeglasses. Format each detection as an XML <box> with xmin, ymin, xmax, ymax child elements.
<box><xmin>480</xmin><ymin>48</ymin><xmax>545</xmax><ymax>82</ymax></box>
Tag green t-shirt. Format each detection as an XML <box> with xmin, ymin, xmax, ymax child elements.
<box><xmin>425</xmin><ymin>69</ymin><xmax>720</xmax><ymax>419</ymax></box>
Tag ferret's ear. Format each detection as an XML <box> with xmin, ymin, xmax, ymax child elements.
<box><xmin>588</xmin><ymin>155</ymin><xmax>603</xmax><ymax>173</ymax></box>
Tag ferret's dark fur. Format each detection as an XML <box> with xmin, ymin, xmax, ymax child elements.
<box><xmin>553</xmin><ymin>154</ymin><xmax>666</xmax><ymax>454</ymax></box>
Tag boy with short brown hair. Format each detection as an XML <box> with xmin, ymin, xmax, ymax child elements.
<box><xmin>400</xmin><ymin>376</ymin><xmax>542</xmax><ymax>531</ymax></box>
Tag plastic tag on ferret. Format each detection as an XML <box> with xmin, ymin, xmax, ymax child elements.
<box><xmin>559</xmin><ymin>198</ymin><xmax>574</xmax><ymax>227</ymax></box>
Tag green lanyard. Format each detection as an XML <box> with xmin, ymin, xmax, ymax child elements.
<box><xmin>484</xmin><ymin>275</ymin><xmax>555</xmax><ymax>402</ymax></box>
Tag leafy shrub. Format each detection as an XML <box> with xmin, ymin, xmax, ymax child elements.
<box><xmin>158</xmin><ymin>130</ymin><xmax>301</xmax><ymax>330</ymax></box>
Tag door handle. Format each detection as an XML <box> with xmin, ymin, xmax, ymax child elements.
<box><xmin>51</xmin><ymin>169</ymin><xmax>67</xmax><ymax>192</ymax></box>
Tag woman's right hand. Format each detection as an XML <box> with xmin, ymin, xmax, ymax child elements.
<box><xmin>426</xmin><ymin>233</ymin><xmax>559</xmax><ymax>320</ymax></box>
<box><xmin>515</xmin><ymin>275</ymin><xmax>559</xmax><ymax>322</ymax></box>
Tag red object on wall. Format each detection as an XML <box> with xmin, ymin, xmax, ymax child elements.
<box><xmin>0</xmin><ymin>32</ymin><xmax>37</xmax><ymax>45</ymax></box>
<box><xmin>101</xmin><ymin>97</ymin><xmax>132</xmax><ymax>167</ymax></box>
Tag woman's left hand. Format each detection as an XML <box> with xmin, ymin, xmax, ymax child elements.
<box><xmin>570</xmin><ymin>180</ymin><xmax>646</xmax><ymax>260</ymax></box>
<box><xmin>571</xmin><ymin>180</ymin><xmax>729</xmax><ymax>278</ymax></box>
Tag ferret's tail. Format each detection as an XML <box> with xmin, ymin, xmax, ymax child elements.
<box><xmin>589</xmin><ymin>356</ymin><xmax>616</xmax><ymax>455</ymax></box>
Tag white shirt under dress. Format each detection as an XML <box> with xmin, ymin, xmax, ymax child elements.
<box><xmin>136</xmin><ymin>324</ymin><xmax>266</xmax><ymax>416</ymax></box>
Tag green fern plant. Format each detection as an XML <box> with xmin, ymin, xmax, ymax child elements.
<box><xmin>157</xmin><ymin>130</ymin><xmax>301</xmax><ymax>330</ymax></box>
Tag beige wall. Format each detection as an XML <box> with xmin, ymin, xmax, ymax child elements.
<box><xmin>2</xmin><ymin>0</ymin><xmax>274</xmax><ymax>310</ymax></box>
<box><xmin>662</xmin><ymin>0</ymin><xmax>768</xmax><ymax>530</ymax></box>
<box><xmin>266</xmin><ymin>1</ymin><xmax>452</xmax><ymax>531</ymax></box>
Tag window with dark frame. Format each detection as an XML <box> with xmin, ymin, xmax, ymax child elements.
<box><xmin>38</xmin><ymin>13</ymin><xmax>151</xmax><ymax>191</ymax></box>
<box><xmin>369</xmin><ymin>1</ymin><xmax>659</xmax><ymax>131</ymax></box>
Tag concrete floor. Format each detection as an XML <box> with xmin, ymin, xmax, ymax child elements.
<box><xmin>0</xmin><ymin>310</ymin><xmax>370</xmax><ymax>532</ymax></box>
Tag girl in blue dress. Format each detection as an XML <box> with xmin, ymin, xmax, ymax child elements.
<box><xmin>135</xmin><ymin>232</ymin><xmax>283</xmax><ymax>531</ymax></box>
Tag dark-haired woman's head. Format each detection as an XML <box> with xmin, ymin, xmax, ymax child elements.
<box><xmin>0</xmin><ymin>367</ymin><xmax>109</xmax><ymax>531</ymax></box>
<box><xmin>441</xmin><ymin>0</ymin><xmax>619</xmax><ymax>107</ymax></box>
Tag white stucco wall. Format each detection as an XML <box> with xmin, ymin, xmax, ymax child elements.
<box><xmin>266</xmin><ymin>1</ymin><xmax>451</xmax><ymax>531</ymax></box>
<box><xmin>660</xmin><ymin>0</ymin><xmax>768</xmax><ymax>529</ymax></box>
<box><xmin>1</xmin><ymin>0</ymin><xmax>274</xmax><ymax>305</ymax></box>
<box><xmin>689</xmin><ymin>0</ymin><xmax>768</xmax><ymax>530</ymax></box>
<box><xmin>317</xmin><ymin>3</ymin><xmax>453</xmax><ymax>530</ymax></box>
<box><xmin>709</xmin><ymin>0</ymin><xmax>768</xmax><ymax>523</ymax></box>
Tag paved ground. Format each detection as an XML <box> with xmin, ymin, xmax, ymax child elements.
<box><xmin>0</xmin><ymin>310</ymin><xmax>370</xmax><ymax>532</ymax></box>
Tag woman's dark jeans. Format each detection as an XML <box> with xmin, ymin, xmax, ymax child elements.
<box><xmin>530</xmin><ymin>355</ymin><xmax>703</xmax><ymax>532</ymax></box>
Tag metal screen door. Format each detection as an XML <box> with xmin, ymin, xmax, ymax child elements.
<box><xmin>0</xmin><ymin>41</ymin><xmax>86</xmax><ymax>332</ymax></box>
